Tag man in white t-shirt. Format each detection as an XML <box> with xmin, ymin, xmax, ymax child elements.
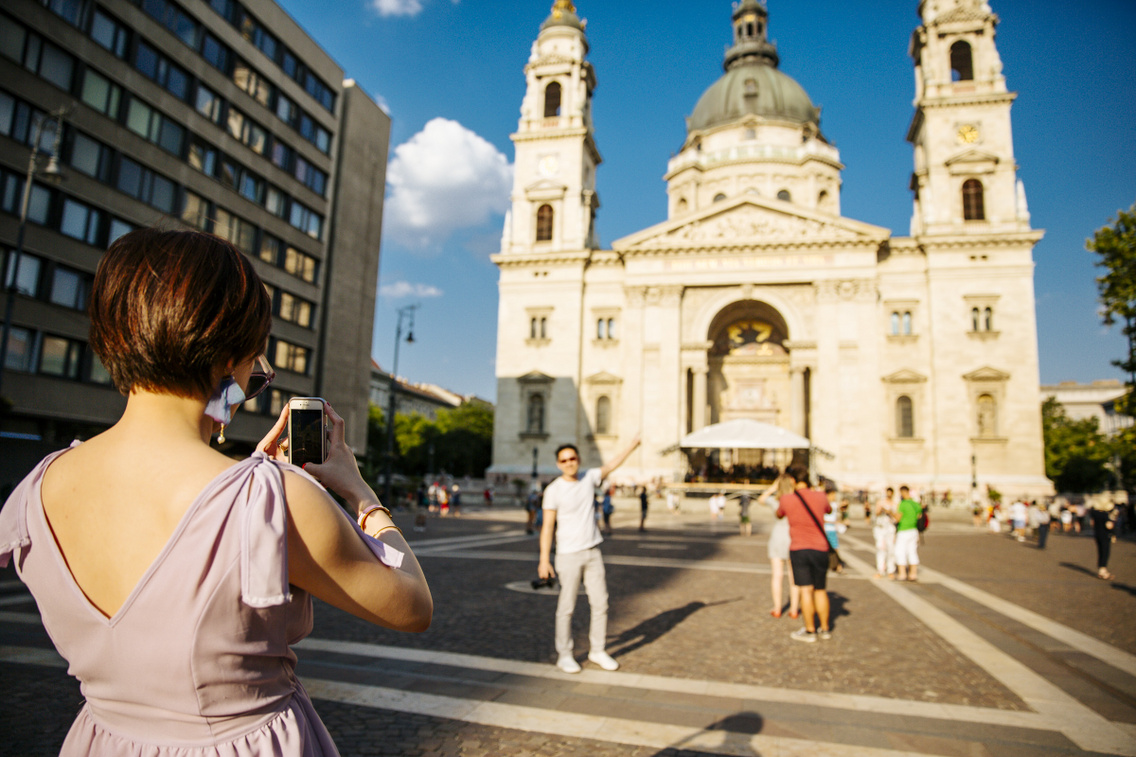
<box><xmin>539</xmin><ymin>435</ymin><xmax>640</xmax><ymax>673</ymax></box>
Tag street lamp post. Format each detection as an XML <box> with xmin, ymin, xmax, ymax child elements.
<box><xmin>531</xmin><ymin>446</ymin><xmax>538</xmax><ymax>491</ymax></box>
<box><xmin>382</xmin><ymin>304</ymin><xmax>417</xmax><ymax>507</ymax></box>
<box><xmin>0</xmin><ymin>109</ymin><xmax>67</xmax><ymax>401</ymax></box>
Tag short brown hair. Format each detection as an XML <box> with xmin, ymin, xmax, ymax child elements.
<box><xmin>89</xmin><ymin>228</ymin><xmax>272</xmax><ymax>399</ymax></box>
<box><xmin>786</xmin><ymin>465</ymin><xmax>810</xmax><ymax>485</ymax></box>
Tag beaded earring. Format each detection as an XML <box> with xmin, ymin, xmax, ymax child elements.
<box><xmin>205</xmin><ymin>376</ymin><xmax>246</xmax><ymax>444</ymax></box>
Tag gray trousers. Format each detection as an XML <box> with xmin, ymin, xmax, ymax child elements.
<box><xmin>554</xmin><ymin>547</ymin><xmax>608</xmax><ymax>656</ymax></box>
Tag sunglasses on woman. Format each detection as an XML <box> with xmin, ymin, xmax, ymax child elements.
<box><xmin>245</xmin><ymin>354</ymin><xmax>276</xmax><ymax>401</ymax></box>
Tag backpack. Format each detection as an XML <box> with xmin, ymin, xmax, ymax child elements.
<box><xmin>916</xmin><ymin>506</ymin><xmax>929</xmax><ymax>532</ymax></box>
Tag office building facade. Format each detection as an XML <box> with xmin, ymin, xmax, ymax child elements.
<box><xmin>0</xmin><ymin>0</ymin><xmax>388</xmax><ymax>480</ymax></box>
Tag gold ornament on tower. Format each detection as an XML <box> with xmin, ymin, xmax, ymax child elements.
<box><xmin>551</xmin><ymin>0</ymin><xmax>576</xmax><ymax>19</ymax></box>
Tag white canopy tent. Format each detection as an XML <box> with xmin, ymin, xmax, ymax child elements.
<box><xmin>679</xmin><ymin>419</ymin><xmax>811</xmax><ymax>450</ymax></box>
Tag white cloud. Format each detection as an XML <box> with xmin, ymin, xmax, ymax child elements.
<box><xmin>383</xmin><ymin>118</ymin><xmax>513</xmax><ymax>249</ymax></box>
<box><xmin>371</xmin><ymin>0</ymin><xmax>423</xmax><ymax>17</ymax></box>
<box><xmin>380</xmin><ymin>281</ymin><xmax>444</xmax><ymax>299</ymax></box>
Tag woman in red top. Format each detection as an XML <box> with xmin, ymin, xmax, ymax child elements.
<box><xmin>776</xmin><ymin>465</ymin><xmax>833</xmax><ymax>642</ymax></box>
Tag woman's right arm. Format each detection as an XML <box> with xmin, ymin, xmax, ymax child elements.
<box><xmin>260</xmin><ymin>403</ymin><xmax>431</xmax><ymax>631</ymax></box>
<box><xmin>283</xmin><ymin>474</ymin><xmax>432</xmax><ymax>631</ymax></box>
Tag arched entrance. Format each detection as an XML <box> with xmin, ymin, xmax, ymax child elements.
<box><xmin>706</xmin><ymin>300</ymin><xmax>792</xmax><ymax>427</ymax></box>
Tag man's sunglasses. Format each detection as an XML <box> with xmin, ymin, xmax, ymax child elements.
<box><xmin>245</xmin><ymin>354</ymin><xmax>276</xmax><ymax>401</ymax></box>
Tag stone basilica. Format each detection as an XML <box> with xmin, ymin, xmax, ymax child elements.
<box><xmin>489</xmin><ymin>0</ymin><xmax>1050</xmax><ymax>497</ymax></box>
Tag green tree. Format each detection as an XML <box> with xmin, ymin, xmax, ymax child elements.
<box><xmin>1088</xmin><ymin>203</ymin><xmax>1136</xmax><ymax>413</ymax></box>
<box><xmin>1041</xmin><ymin>397</ymin><xmax>1112</xmax><ymax>493</ymax></box>
<box><xmin>365</xmin><ymin>401</ymin><xmax>495</xmax><ymax>480</ymax></box>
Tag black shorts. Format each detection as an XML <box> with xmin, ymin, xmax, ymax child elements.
<box><xmin>789</xmin><ymin>549</ymin><xmax>829</xmax><ymax>590</ymax></box>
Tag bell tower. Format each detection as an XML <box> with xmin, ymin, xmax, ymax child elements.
<box><xmin>502</xmin><ymin>1</ymin><xmax>601</xmax><ymax>254</ymax></box>
<box><xmin>906</xmin><ymin>0</ymin><xmax>1031</xmax><ymax>236</ymax></box>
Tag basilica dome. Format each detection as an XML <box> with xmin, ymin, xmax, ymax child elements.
<box><xmin>688</xmin><ymin>62</ymin><xmax>819</xmax><ymax>132</ymax></box>
<box><xmin>687</xmin><ymin>0</ymin><xmax>820</xmax><ymax>134</ymax></box>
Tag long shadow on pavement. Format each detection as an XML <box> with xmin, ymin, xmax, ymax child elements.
<box><xmin>650</xmin><ymin>711</ymin><xmax>765</xmax><ymax>756</ymax></box>
<box><xmin>608</xmin><ymin>598</ymin><xmax>740</xmax><ymax>658</ymax></box>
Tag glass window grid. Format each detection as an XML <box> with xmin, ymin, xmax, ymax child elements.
<box><xmin>126</xmin><ymin>0</ymin><xmax>336</xmax><ymax>149</ymax></box>
<box><xmin>3</xmin><ymin>248</ymin><xmax>93</xmax><ymax>313</ymax></box>
<box><xmin>198</xmin><ymin>0</ymin><xmax>335</xmax><ymax>114</ymax></box>
<box><xmin>1</xmin><ymin>322</ymin><xmax>110</xmax><ymax>384</ymax></box>
<box><xmin>0</xmin><ymin>165</ymin><xmax>135</xmax><ymax>252</ymax></box>
<box><xmin>271</xmin><ymin>337</ymin><xmax>309</xmax><ymax>375</ymax></box>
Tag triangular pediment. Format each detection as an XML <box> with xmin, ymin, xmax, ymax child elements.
<box><xmin>945</xmin><ymin>149</ymin><xmax>1000</xmax><ymax>168</ymax></box>
<box><xmin>883</xmin><ymin>369</ymin><xmax>928</xmax><ymax>384</ymax></box>
<box><xmin>612</xmin><ymin>196</ymin><xmax>890</xmax><ymax>250</ymax></box>
<box><xmin>963</xmin><ymin>366</ymin><xmax>1010</xmax><ymax>382</ymax></box>
<box><xmin>524</xmin><ymin>179</ymin><xmax>567</xmax><ymax>201</ymax></box>
<box><xmin>585</xmin><ymin>371</ymin><xmax>622</xmax><ymax>385</ymax></box>
<box><xmin>518</xmin><ymin>371</ymin><xmax>554</xmax><ymax>384</ymax></box>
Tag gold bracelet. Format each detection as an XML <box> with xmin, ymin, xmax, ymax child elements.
<box><xmin>375</xmin><ymin>524</ymin><xmax>403</xmax><ymax>538</ymax></box>
<box><xmin>358</xmin><ymin>503</ymin><xmax>392</xmax><ymax>531</ymax></box>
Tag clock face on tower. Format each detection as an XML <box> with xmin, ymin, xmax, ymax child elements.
<box><xmin>957</xmin><ymin>124</ymin><xmax>980</xmax><ymax>144</ymax></box>
<box><xmin>538</xmin><ymin>154</ymin><xmax>560</xmax><ymax>177</ymax></box>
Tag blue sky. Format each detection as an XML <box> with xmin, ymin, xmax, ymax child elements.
<box><xmin>277</xmin><ymin>0</ymin><xmax>1136</xmax><ymax>402</ymax></box>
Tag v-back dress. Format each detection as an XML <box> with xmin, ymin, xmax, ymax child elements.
<box><xmin>0</xmin><ymin>446</ymin><xmax>403</xmax><ymax>756</ymax></box>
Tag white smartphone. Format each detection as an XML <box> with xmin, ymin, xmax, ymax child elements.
<box><xmin>287</xmin><ymin>397</ymin><xmax>327</xmax><ymax>467</ymax></box>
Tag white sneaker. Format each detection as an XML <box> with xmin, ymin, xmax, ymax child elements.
<box><xmin>556</xmin><ymin>655</ymin><xmax>581</xmax><ymax>674</ymax></box>
<box><xmin>587</xmin><ymin>651</ymin><xmax>620</xmax><ymax>671</ymax></box>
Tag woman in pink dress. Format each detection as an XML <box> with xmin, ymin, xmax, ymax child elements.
<box><xmin>0</xmin><ymin>229</ymin><xmax>432</xmax><ymax>756</ymax></box>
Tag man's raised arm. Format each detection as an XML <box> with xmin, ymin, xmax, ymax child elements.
<box><xmin>600</xmin><ymin>433</ymin><xmax>642</xmax><ymax>482</ymax></box>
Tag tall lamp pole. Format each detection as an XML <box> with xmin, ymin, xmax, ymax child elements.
<box><xmin>382</xmin><ymin>304</ymin><xmax>417</xmax><ymax>507</ymax></box>
<box><xmin>0</xmin><ymin>110</ymin><xmax>67</xmax><ymax>401</ymax></box>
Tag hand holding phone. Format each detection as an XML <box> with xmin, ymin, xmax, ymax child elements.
<box><xmin>287</xmin><ymin>397</ymin><xmax>327</xmax><ymax>467</ymax></box>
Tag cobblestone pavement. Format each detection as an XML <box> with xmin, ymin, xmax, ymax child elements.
<box><xmin>3</xmin><ymin>499</ymin><xmax>1136</xmax><ymax>756</ymax></box>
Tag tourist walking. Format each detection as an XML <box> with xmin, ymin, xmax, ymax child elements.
<box><xmin>1030</xmin><ymin>501</ymin><xmax>1051</xmax><ymax>549</ymax></box>
<box><xmin>1091</xmin><ymin>501</ymin><xmax>1117</xmax><ymax>580</ymax></box>
<box><xmin>738</xmin><ymin>490</ymin><xmax>752</xmax><ymax>536</ymax></box>
<box><xmin>538</xmin><ymin>435</ymin><xmax>641</xmax><ymax>672</ymax></box>
<box><xmin>895</xmin><ymin>485</ymin><xmax>921</xmax><ymax>581</ymax></box>
<box><xmin>763</xmin><ymin>474</ymin><xmax>799</xmax><ymax>619</ymax></box>
<box><xmin>776</xmin><ymin>466</ymin><xmax>833</xmax><ymax>642</ymax></box>
<box><xmin>873</xmin><ymin>487</ymin><xmax>898</xmax><ymax>579</ymax></box>
<box><xmin>638</xmin><ymin>485</ymin><xmax>649</xmax><ymax>532</ymax></box>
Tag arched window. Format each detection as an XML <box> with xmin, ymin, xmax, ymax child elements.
<box><xmin>595</xmin><ymin>395</ymin><xmax>611</xmax><ymax>435</ymax></box>
<box><xmin>713</xmin><ymin>193</ymin><xmax>727</xmax><ymax>203</ymax></box>
<box><xmin>962</xmin><ymin>179</ymin><xmax>985</xmax><ymax>220</ymax></box>
<box><xmin>676</xmin><ymin>198</ymin><xmax>688</xmax><ymax>214</ymax></box>
<box><xmin>902</xmin><ymin>311</ymin><xmax>912</xmax><ymax>335</ymax></box>
<box><xmin>977</xmin><ymin>394</ymin><xmax>997</xmax><ymax>437</ymax></box>
<box><xmin>777</xmin><ymin>189</ymin><xmax>792</xmax><ymax>202</ymax></box>
<box><xmin>536</xmin><ymin>204</ymin><xmax>553</xmax><ymax>241</ymax></box>
<box><xmin>543</xmin><ymin>81</ymin><xmax>561</xmax><ymax>118</ymax></box>
<box><xmin>896</xmin><ymin>396</ymin><xmax>914</xmax><ymax>438</ymax></box>
<box><xmin>971</xmin><ymin>307</ymin><xmax>980</xmax><ymax>332</ymax></box>
<box><xmin>530</xmin><ymin>317</ymin><xmax>538</xmax><ymax>339</ymax></box>
<box><xmin>527</xmin><ymin>394</ymin><xmax>544</xmax><ymax>434</ymax></box>
<box><xmin>984</xmin><ymin>307</ymin><xmax>993</xmax><ymax>331</ymax></box>
<box><xmin>950</xmin><ymin>41</ymin><xmax>974</xmax><ymax>81</ymax></box>
<box><xmin>818</xmin><ymin>189</ymin><xmax>828</xmax><ymax>209</ymax></box>
<box><xmin>890</xmin><ymin>312</ymin><xmax>900</xmax><ymax>336</ymax></box>
<box><xmin>607</xmin><ymin>318</ymin><xmax>615</xmax><ymax>339</ymax></box>
<box><xmin>596</xmin><ymin>318</ymin><xmax>605</xmax><ymax>340</ymax></box>
<box><xmin>540</xmin><ymin>317</ymin><xmax>547</xmax><ymax>339</ymax></box>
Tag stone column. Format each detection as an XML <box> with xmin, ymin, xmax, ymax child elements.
<box><xmin>790</xmin><ymin>365</ymin><xmax>806</xmax><ymax>437</ymax></box>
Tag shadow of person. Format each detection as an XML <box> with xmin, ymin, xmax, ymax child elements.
<box><xmin>609</xmin><ymin>598</ymin><xmax>739</xmax><ymax>657</ymax></box>
<box><xmin>825</xmin><ymin>591</ymin><xmax>850</xmax><ymax>630</ymax></box>
<box><xmin>1059</xmin><ymin>561</ymin><xmax>1101</xmax><ymax>579</ymax></box>
<box><xmin>649</xmin><ymin>710</ymin><xmax>764</xmax><ymax>756</ymax></box>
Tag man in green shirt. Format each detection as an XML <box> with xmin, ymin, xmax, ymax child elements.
<box><xmin>894</xmin><ymin>485</ymin><xmax>922</xmax><ymax>582</ymax></box>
